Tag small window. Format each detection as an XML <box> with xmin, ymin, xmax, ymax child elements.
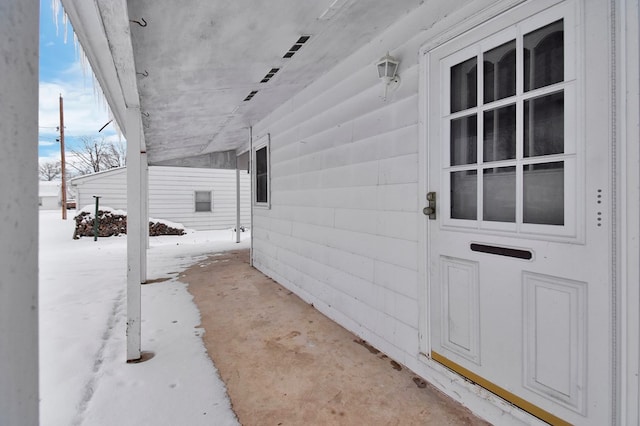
<box><xmin>253</xmin><ymin>134</ymin><xmax>270</xmax><ymax>207</ymax></box>
<box><xmin>195</xmin><ymin>191</ymin><xmax>212</xmax><ymax>212</ymax></box>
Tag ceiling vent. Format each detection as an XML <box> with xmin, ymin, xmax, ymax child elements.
<box><xmin>243</xmin><ymin>90</ymin><xmax>258</xmax><ymax>102</ymax></box>
<box><xmin>283</xmin><ymin>36</ymin><xmax>311</xmax><ymax>59</ymax></box>
<box><xmin>260</xmin><ymin>68</ymin><xmax>280</xmax><ymax>83</ymax></box>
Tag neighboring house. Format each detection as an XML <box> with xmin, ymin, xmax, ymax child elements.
<box><xmin>69</xmin><ymin>166</ymin><xmax>250</xmax><ymax>231</ymax></box>
<box><xmin>38</xmin><ymin>181</ymin><xmax>60</xmax><ymax>210</ymax></box>
<box><xmin>6</xmin><ymin>1</ymin><xmax>640</xmax><ymax>425</ymax></box>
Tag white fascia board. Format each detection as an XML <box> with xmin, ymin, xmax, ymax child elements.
<box><xmin>60</xmin><ymin>0</ymin><xmax>144</xmax><ymax>151</ymax></box>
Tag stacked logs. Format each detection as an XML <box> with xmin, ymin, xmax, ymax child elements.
<box><xmin>73</xmin><ymin>210</ymin><xmax>185</xmax><ymax>239</ymax></box>
<box><xmin>149</xmin><ymin>221</ymin><xmax>185</xmax><ymax>236</ymax></box>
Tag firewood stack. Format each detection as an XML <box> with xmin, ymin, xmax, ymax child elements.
<box><xmin>73</xmin><ymin>210</ymin><xmax>185</xmax><ymax>239</ymax></box>
<box><xmin>149</xmin><ymin>221</ymin><xmax>185</xmax><ymax>236</ymax></box>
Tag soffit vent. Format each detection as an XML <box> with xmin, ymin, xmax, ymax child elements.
<box><xmin>260</xmin><ymin>68</ymin><xmax>280</xmax><ymax>83</ymax></box>
<box><xmin>283</xmin><ymin>35</ymin><xmax>311</xmax><ymax>59</ymax></box>
<box><xmin>243</xmin><ymin>90</ymin><xmax>258</xmax><ymax>101</ymax></box>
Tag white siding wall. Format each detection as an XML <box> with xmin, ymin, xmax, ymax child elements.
<box><xmin>72</xmin><ymin>166</ymin><xmax>250</xmax><ymax>230</ymax></box>
<box><xmin>39</xmin><ymin>196</ymin><xmax>59</xmax><ymax>210</ymax></box>
<box><xmin>250</xmin><ymin>0</ymin><xmax>479</xmax><ymax>368</ymax></box>
<box><xmin>74</xmin><ymin>168</ymin><xmax>128</xmax><ymax>210</ymax></box>
<box><xmin>148</xmin><ymin>166</ymin><xmax>250</xmax><ymax>231</ymax></box>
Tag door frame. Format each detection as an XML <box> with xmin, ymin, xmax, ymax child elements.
<box><xmin>617</xmin><ymin>0</ymin><xmax>640</xmax><ymax>424</ymax></box>
<box><xmin>415</xmin><ymin>0</ymin><xmax>636</xmax><ymax>423</ymax></box>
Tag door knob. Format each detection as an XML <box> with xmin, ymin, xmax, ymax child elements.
<box><xmin>423</xmin><ymin>192</ymin><xmax>436</xmax><ymax>220</ymax></box>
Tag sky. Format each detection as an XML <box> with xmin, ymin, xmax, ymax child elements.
<box><xmin>39</xmin><ymin>0</ymin><xmax>120</xmax><ymax>165</ymax></box>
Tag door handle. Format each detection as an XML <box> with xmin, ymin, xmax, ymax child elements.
<box><xmin>423</xmin><ymin>192</ymin><xmax>436</xmax><ymax>220</ymax></box>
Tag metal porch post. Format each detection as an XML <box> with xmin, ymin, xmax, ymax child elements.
<box><xmin>236</xmin><ymin>164</ymin><xmax>241</xmax><ymax>243</ymax></box>
<box><xmin>141</xmin><ymin>152</ymin><xmax>148</xmax><ymax>280</ymax></box>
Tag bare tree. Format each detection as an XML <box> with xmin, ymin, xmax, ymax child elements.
<box><xmin>39</xmin><ymin>160</ymin><xmax>61</xmax><ymax>181</ymax></box>
<box><xmin>102</xmin><ymin>138</ymin><xmax>127</xmax><ymax>169</ymax></box>
<box><xmin>67</xmin><ymin>136</ymin><xmax>126</xmax><ymax>175</ymax></box>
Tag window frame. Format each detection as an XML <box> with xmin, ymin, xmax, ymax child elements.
<box><xmin>194</xmin><ymin>190</ymin><xmax>212</xmax><ymax>213</ymax></box>
<box><xmin>252</xmin><ymin>134</ymin><xmax>271</xmax><ymax>209</ymax></box>
<box><xmin>437</xmin><ymin>3</ymin><xmax>580</xmax><ymax>240</ymax></box>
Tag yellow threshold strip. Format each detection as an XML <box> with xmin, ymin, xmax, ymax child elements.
<box><xmin>431</xmin><ymin>351</ymin><xmax>571</xmax><ymax>426</ymax></box>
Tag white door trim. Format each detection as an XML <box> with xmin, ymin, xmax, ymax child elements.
<box><xmin>618</xmin><ymin>0</ymin><xmax>640</xmax><ymax>424</ymax></box>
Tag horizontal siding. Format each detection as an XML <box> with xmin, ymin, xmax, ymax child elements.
<box><xmin>249</xmin><ymin>0</ymin><xmax>474</xmax><ymax>363</ymax></box>
<box><xmin>73</xmin><ymin>169</ymin><xmax>127</xmax><ymax>210</ymax></box>
<box><xmin>72</xmin><ymin>166</ymin><xmax>249</xmax><ymax>231</ymax></box>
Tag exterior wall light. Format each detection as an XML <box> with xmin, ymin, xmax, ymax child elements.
<box><xmin>376</xmin><ymin>52</ymin><xmax>400</xmax><ymax>100</ymax></box>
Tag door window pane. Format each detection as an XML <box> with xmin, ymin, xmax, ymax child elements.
<box><xmin>524</xmin><ymin>20</ymin><xmax>564</xmax><ymax>92</ymax></box>
<box><xmin>483</xmin><ymin>104</ymin><xmax>516</xmax><ymax>162</ymax></box>
<box><xmin>483</xmin><ymin>166</ymin><xmax>516</xmax><ymax>222</ymax></box>
<box><xmin>524</xmin><ymin>91</ymin><xmax>564</xmax><ymax>157</ymax></box>
<box><xmin>443</xmin><ymin>17</ymin><xmax>570</xmax><ymax>230</ymax></box>
<box><xmin>451</xmin><ymin>115</ymin><xmax>477</xmax><ymax>166</ymax></box>
<box><xmin>451</xmin><ymin>170</ymin><xmax>477</xmax><ymax>220</ymax></box>
<box><xmin>451</xmin><ymin>57</ymin><xmax>477</xmax><ymax>113</ymax></box>
<box><xmin>523</xmin><ymin>162</ymin><xmax>564</xmax><ymax>225</ymax></box>
<box><xmin>483</xmin><ymin>40</ymin><xmax>516</xmax><ymax>103</ymax></box>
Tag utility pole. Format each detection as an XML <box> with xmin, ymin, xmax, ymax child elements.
<box><xmin>59</xmin><ymin>94</ymin><xmax>68</xmax><ymax>220</ymax></box>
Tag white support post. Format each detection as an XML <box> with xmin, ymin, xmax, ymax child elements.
<box><xmin>141</xmin><ymin>152</ymin><xmax>148</xmax><ymax>281</ymax></box>
<box><xmin>0</xmin><ymin>1</ymin><xmax>40</xmax><ymax>424</ymax></box>
<box><xmin>236</xmin><ymin>166</ymin><xmax>241</xmax><ymax>243</ymax></box>
<box><xmin>126</xmin><ymin>107</ymin><xmax>142</xmax><ymax>361</ymax></box>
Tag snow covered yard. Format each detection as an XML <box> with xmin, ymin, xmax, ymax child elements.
<box><xmin>39</xmin><ymin>210</ymin><xmax>245</xmax><ymax>426</ymax></box>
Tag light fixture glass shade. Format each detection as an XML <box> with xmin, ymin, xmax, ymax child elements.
<box><xmin>376</xmin><ymin>52</ymin><xmax>399</xmax><ymax>79</ymax></box>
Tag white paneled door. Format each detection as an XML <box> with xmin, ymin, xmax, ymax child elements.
<box><xmin>424</xmin><ymin>1</ymin><xmax>611</xmax><ymax>425</ymax></box>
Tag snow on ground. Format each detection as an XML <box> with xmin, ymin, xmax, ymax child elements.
<box><xmin>39</xmin><ymin>210</ymin><xmax>246</xmax><ymax>426</ymax></box>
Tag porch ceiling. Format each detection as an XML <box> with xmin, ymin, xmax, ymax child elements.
<box><xmin>62</xmin><ymin>0</ymin><xmax>424</xmax><ymax>163</ymax></box>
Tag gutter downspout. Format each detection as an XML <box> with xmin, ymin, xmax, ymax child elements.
<box><xmin>236</xmin><ymin>155</ymin><xmax>241</xmax><ymax>244</ymax></box>
<box><xmin>249</xmin><ymin>126</ymin><xmax>254</xmax><ymax>266</ymax></box>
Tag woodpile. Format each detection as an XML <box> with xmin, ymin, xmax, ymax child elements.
<box><xmin>73</xmin><ymin>210</ymin><xmax>185</xmax><ymax>239</ymax></box>
<box><xmin>149</xmin><ymin>221</ymin><xmax>185</xmax><ymax>236</ymax></box>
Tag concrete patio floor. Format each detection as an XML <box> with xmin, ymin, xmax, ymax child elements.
<box><xmin>181</xmin><ymin>249</ymin><xmax>491</xmax><ymax>425</ymax></box>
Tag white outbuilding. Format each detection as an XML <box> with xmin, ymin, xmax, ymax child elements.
<box><xmin>38</xmin><ymin>181</ymin><xmax>60</xmax><ymax>210</ymax></box>
<box><xmin>69</xmin><ymin>166</ymin><xmax>250</xmax><ymax>231</ymax></box>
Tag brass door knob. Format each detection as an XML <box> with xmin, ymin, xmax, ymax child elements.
<box><xmin>424</xmin><ymin>192</ymin><xmax>436</xmax><ymax>219</ymax></box>
<box><xmin>423</xmin><ymin>207</ymin><xmax>435</xmax><ymax>216</ymax></box>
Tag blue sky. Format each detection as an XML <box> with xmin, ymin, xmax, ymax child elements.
<box><xmin>39</xmin><ymin>0</ymin><xmax>118</xmax><ymax>163</ymax></box>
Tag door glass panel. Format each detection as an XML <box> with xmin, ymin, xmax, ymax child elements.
<box><xmin>451</xmin><ymin>115</ymin><xmax>478</xmax><ymax>166</ymax></box>
<box><xmin>483</xmin><ymin>40</ymin><xmax>516</xmax><ymax>103</ymax></box>
<box><xmin>524</xmin><ymin>20</ymin><xmax>564</xmax><ymax>92</ymax></box>
<box><xmin>451</xmin><ymin>57</ymin><xmax>477</xmax><ymax>113</ymax></box>
<box><xmin>523</xmin><ymin>162</ymin><xmax>564</xmax><ymax>225</ymax></box>
<box><xmin>444</xmin><ymin>18</ymin><xmax>569</xmax><ymax>230</ymax></box>
<box><xmin>524</xmin><ymin>92</ymin><xmax>564</xmax><ymax>157</ymax></box>
<box><xmin>451</xmin><ymin>170</ymin><xmax>477</xmax><ymax>220</ymax></box>
<box><xmin>483</xmin><ymin>166</ymin><xmax>516</xmax><ymax>222</ymax></box>
<box><xmin>483</xmin><ymin>104</ymin><xmax>516</xmax><ymax>162</ymax></box>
